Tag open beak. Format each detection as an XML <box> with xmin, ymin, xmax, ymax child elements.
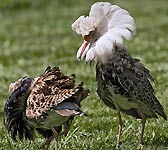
<box><xmin>77</xmin><ymin>32</ymin><xmax>94</xmax><ymax>60</ymax></box>
<box><xmin>77</xmin><ymin>41</ymin><xmax>91</xmax><ymax>60</ymax></box>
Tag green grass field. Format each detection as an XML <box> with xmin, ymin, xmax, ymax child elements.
<box><xmin>0</xmin><ymin>0</ymin><xmax>168</xmax><ymax>149</ymax></box>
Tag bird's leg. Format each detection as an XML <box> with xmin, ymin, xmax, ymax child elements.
<box><xmin>41</xmin><ymin>136</ymin><xmax>55</xmax><ymax>150</ymax></box>
<box><xmin>60</xmin><ymin>119</ymin><xmax>72</xmax><ymax>136</ymax></box>
<box><xmin>52</xmin><ymin>128</ymin><xmax>59</xmax><ymax>150</ymax></box>
<box><xmin>41</xmin><ymin>128</ymin><xmax>59</xmax><ymax>150</ymax></box>
<box><xmin>60</xmin><ymin>124</ymin><xmax>70</xmax><ymax>137</ymax></box>
<box><xmin>116</xmin><ymin>111</ymin><xmax>122</xmax><ymax>148</ymax></box>
<box><xmin>139</xmin><ymin>115</ymin><xmax>146</xmax><ymax>150</ymax></box>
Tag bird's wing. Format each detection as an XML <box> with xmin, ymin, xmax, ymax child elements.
<box><xmin>26</xmin><ymin>66</ymin><xmax>89</xmax><ymax>119</ymax></box>
<box><xmin>26</xmin><ymin>86</ymin><xmax>79</xmax><ymax>118</ymax></box>
<box><xmin>116</xmin><ymin>62</ymin><xmax>166</xmax><ymax>120</ymax></box>
<box><xmin>111</xmin><ymin>46</ymin><xmax>166</xmax><ymax>120</ymax></box>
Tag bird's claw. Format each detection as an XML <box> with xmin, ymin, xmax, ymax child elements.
<box><xmin>116</xmin><ymin>143</ymin><xmax>121</xmax><ymax>149</ymax></box>
<box><xmin>138</xmin><ymin>143</ymin><xmax>144</xmax><ymax>150</ymax></box>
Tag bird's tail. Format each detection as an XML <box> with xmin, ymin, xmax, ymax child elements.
<box><xmin>154</xmin><ymin>97</ymin><xmax>167</xmax><ymax>121</ymax></box>
<box><xmin>4</xmin><ymin>78</ymin><xmax>35</xmax><ymax>141</ymax></box>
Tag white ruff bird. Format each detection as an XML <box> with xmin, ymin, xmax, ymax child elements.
<box><xmin>72</xmin><ymin>2</ymin><xmax>167</xmax><ymax>149</ymax></box>
<box><xmin>4</xmin><ymin>66</ymin><xmax>89</xmax><ymax>150</ymax></box>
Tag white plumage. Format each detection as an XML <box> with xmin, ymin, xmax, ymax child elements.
<box><xmin>72</xmin><ymin>2</ymin><xmax>136</xmax><ymax>63</ymax></box>
<box><xmin>72</xmin><ymin>2</ymin><xmax>167</xmax><ymax>149</ymax></box>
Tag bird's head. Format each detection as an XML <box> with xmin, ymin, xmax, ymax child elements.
<box><xmin>9</xmin><ymin>77</ymin><xmax>37</xmax><ymax>94</ymax></box>
<box><xmin>72</xmin><ymin>2</ymin><xmax>136</xmax><ymax>63</ymax></box>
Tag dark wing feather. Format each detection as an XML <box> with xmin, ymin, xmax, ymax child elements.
<box><xmin>4</xmin><ymin>78</ymin><xmax>35</xmax><ymax>141</ymax></box>
<box><xmin>117</xmin><ymin>63</ymin><xmax>167</xmax><ymax>120</ymax></box>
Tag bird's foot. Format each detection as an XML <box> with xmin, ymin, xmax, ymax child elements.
<box><xmin>138</xmin><ymin>143</ymin><xmax>144</xmax><ymax>150</ymax></box>
<box><xmin>54</xmin><ymin>142</ymin><xmax>58</xmax><ymax>150</ymax></box>
<box><xmin>116</xmin><ymin>143</ymin><xmax>121</xmax><ymax>149</ymax></box>
<box><xmin>41</xmin><ymin>136</ymin><xmax>54</xmax><ymax>150</ymax></box>
<box><xmin>116</xmin><ymin>134</ymin><xmax>122</xmax><ymax>149</ymax></box>
<box><xmin>41</xmin><ymin>143</ymin><xmax>49</xmax><ymax>150</ymax></box>
<box><xmin>41</xmin><ymin>142</ymin><xmax>50</xmax><ymax>150</ymax></box>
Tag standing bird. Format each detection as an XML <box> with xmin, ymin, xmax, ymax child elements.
<box><xmin>72</xmin><ymin>2</ymin><xmax>167</xmax><ymax>149</ymax></box>
<box><xmin>4</xmin><ymin>66</ymin><xmax>90</xmax><ymax>150</ymax></box>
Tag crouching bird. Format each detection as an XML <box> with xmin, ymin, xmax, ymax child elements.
<box><xmin>4</xmin><ymin>66</ymin><xmax>90</xmax><ymax>150</ymax></box>
<box><xmin>72</xmin><ymin>2</ymin><xmax>167</xmax><ymax>149</ymax></box>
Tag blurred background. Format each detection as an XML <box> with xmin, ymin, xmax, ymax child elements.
<box><xmin>0</xmin><ymin>0</ymin><xmax>168</xmax><ymax>149</ymax></box>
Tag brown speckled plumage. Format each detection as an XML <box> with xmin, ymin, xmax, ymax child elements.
<box><xmin>4</xmin><ymin>66</ymin><xmax>89</xmax><ymax>149</ymax></box>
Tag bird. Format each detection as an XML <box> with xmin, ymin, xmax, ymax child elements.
<box><xmin>4</xmin><ymin>66</ymin><xmax>90</xmax><ymax>150</ymax></box>
<box><xmin>71</xmin><ymin>2</ymin><xmax>167</xmax><ymax>149</ymax></box>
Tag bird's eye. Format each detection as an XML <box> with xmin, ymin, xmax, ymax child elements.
<box><xmin>83</xmin><ymin>31</ymin><xmax>95</xmax><ymax>42</ymax></box>
<box><xmin>83</xmin><ymin>32</ymin><xmax>92</xmax><ymax>42</ymax></box>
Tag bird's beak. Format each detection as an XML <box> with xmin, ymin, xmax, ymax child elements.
<box><xmin>77</xmin><ymin>32</ymin><xmax>94</xmax><ymax>60</ymax></box>
<box><xmin>77</xmin><ymin>40</ymin><xmax>91</xmax><ymax>60</ymax></box>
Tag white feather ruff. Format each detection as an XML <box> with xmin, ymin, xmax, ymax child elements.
<box><xmin>72</xmin><ymin>2</ymin><xmax>136</xmax><ymax>63</ymax></box>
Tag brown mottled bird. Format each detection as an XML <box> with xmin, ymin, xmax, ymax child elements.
<box><xmin>4</xmin><ymin>66</ymin><xmax>90</xmax><ymax>150</ymax></box>
<box><xmin>72</xmin><ymin>2</ymin><xmax>167</xmax><ymax>149</ymax></box>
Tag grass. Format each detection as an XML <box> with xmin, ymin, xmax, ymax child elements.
<box><xmin>0</xmin><ymin>0</ymin><xmax>168</xmax><ymax>149</ymax></box>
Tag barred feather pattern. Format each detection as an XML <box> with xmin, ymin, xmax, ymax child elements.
<box><xmin>4</xmin><ymin>66</ymin><xmax>90</xmax><ymax>142</ymax></box>
<box><xmin>96</xmin><ymin>44</ymin><xmax>167</xmax><ymax>120</ymax></box>
<box><xmin>26</xmin><ymin>67</ymin><xmax>88</xmax><ymax>119</ymax></box>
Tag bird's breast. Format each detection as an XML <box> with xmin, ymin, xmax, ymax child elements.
<box><xmin>96</xmin><ymin>66</ymin><xmax>156</xmax><ymax>118</ymax></box>
<box><xmin>34</xmin><ymin>110</ymin><xmax>70</xmax><ymax>130</ymax></box>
